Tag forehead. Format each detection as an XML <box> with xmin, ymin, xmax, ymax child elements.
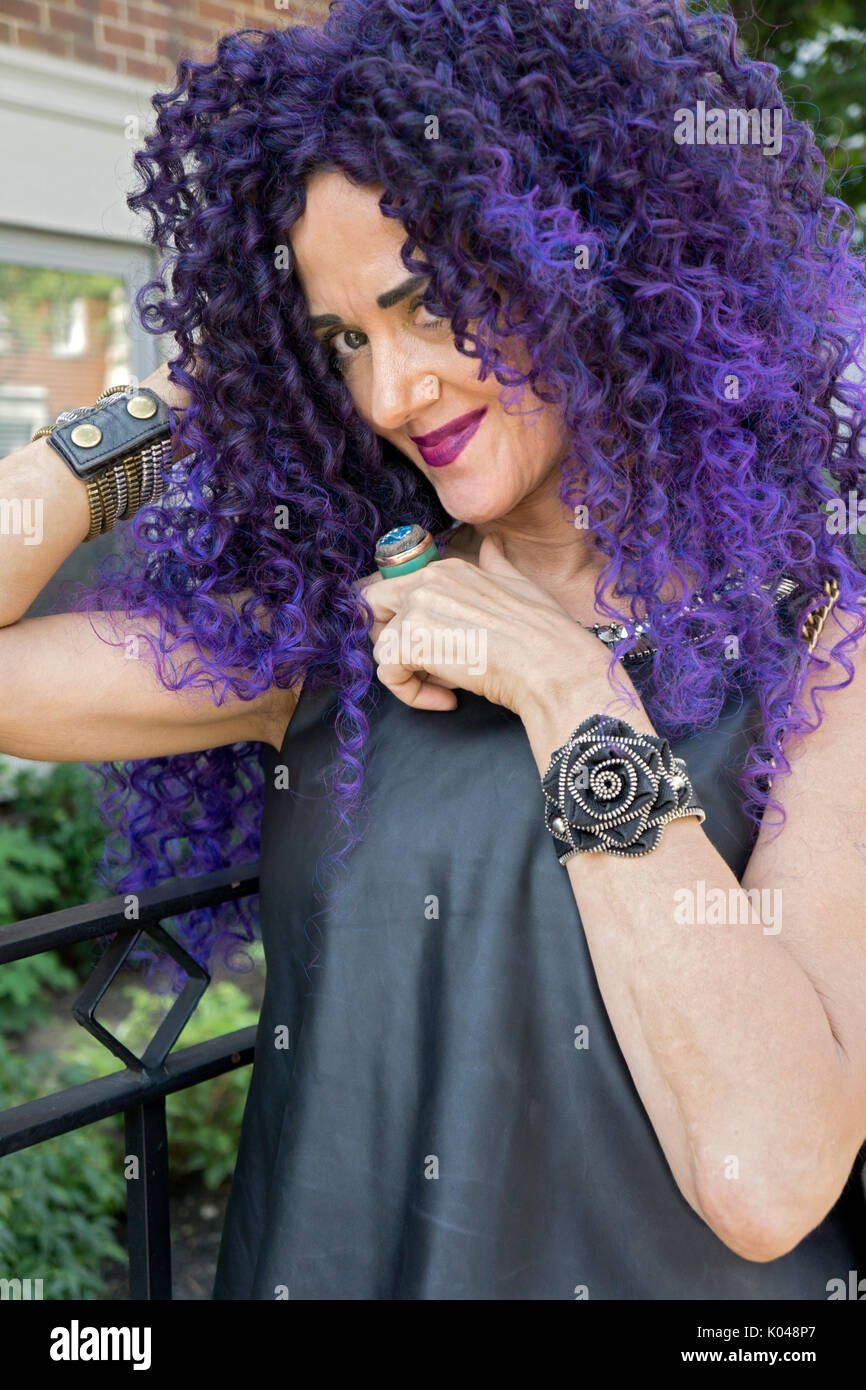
<box><xmin>289</xmin><ymin>170</ymin><xmax>408</xmax><ymax>313</ymax></box>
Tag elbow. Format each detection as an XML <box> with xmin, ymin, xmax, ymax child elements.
<box><xmin>694</xmin><ymin>1168</ymin><xmax>838</xmax><ymax>1265</ymax></box>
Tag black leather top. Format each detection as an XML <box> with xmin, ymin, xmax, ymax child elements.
<box><xmin>212</xmin><ymin>652</ymin><xmax>866</xmax><ymax>1299</ymax></box>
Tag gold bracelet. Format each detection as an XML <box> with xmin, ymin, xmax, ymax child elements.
<box><xmin>95</xmin><ymin>384</ymin><xmax>135</xmax><ymax>404</ymax></box>
<box><xmin>122</xmin><ymin>455</ymin><xmax>144</xmax><ymax>521</ymax></box>
<box><xmin>94</xmin><ymin>469</ymin><xmax>120</xmax><ymax>535</ymax></box>
<box><xmin>83</xmin><ymin>477</ymin><xmax>106</xmax><ymax>543</ymax></box>
<box><xmin>800</xmin><ymin>577</ymin><xmax>841</xmax><ymax>653</ymax></box>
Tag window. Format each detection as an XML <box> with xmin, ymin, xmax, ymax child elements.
<box><xmin>0</xmin><ymin>384</ymin><xmax>48</xmax><ymax>457</ymax></box>
<box><xmin>0</xmin><ymin>230</ymin><xmax>166</xmax><ymax>623</ymax></box>
<box><xmin>50</xmin><ymin>295</ymin><xmax>89</xmax><ymax>357</ymax></box>
<box><xmin>0</xmin><ymin>264</ymin><xmax>129</xmax><ymax>447</ymax></box>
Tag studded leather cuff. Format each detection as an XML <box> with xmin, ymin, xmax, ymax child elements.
<box><xmin>45</xmin><ymin>387</ymin><xmax>172</xmax><ymax>482</ymax></box>
<box><xmin>541</xmin><ymin>713</ymin><xmax>706</xmax><ymax>862</ymax></box>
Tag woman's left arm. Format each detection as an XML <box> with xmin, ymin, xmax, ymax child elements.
<box><xmin>361</xmin><ymin>540</ymin><xmax>866</xmax><ymax>1263</ymax></box>
<box><xmin>519</xmin><ymin>601</ymin><xmax>866</xmax><ymax>1265</ymax></box>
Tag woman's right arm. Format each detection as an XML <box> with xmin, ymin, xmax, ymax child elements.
<box><xmin>0</xmin><ymin>363</ymin><xmax>300</xmax><ymax>760</ymax></box>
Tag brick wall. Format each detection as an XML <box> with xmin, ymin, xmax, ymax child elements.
<box><xmin>0</xmin><ymin>0</ymin><xmax>328</xmax><ymax>84</ymax></box>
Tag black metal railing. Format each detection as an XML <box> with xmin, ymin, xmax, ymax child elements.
<box><xmin>0</xmin><ymin>863</ymin><xmax>260</xmax><ymax>1300</ymax></box>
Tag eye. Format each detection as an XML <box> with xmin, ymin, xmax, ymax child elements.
<box><xmin>408</xmin><ymin>292</ymin><xmax>446</xmax><ymax>329</ymax></box>
<box><xmin>322</xmin><ymin>291</ymin><xmax>449</xmax><ymax>375</ymax></box>
<box><xmin>323</xmin><ymin>327</ymin><xmax>368</xmax><ymax>374</ymax></box>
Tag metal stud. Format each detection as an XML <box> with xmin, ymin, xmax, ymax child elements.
<box><xmin>126</xmin><ymin>394</ymin><xmax>157</xmax><ymax>420</ymax></box>
<box><xmin>70</xmin><ymin>422</ymin><xmax>102</xmax><ymax>447</ymax></box>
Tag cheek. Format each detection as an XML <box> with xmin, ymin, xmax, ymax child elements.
<box><xmin>337</xmin><ymin>367</ymin><xmax>374</xmax><ymax>419</ymax></box>
<box><xmin>500</xmin><ymin>402</ymin><xmax>566</xmax><ymax>462</ymax></box>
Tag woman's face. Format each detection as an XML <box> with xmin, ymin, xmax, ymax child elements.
<box><xmin>290</xmin><ymin>170</ymin><xmax>571</xmax><ymax>525</ymax></box>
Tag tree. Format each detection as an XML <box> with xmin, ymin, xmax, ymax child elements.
<box><xmin>713</xmin><ymin>0</ymin><xmax>866</xmax><ymax>232</ymax></box>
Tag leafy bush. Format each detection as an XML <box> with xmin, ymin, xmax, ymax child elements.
<box><xmin>0</xmin><ymin>756</ymin><xmax>118</xmax><ymax>1037</ymax></box>
<box><xmin>0</xmin><ymin>758</ymin><xmax>107</xmax><ymax>928</ymax></box>
<box><xmin>0</xmin><ymin>940</ymin><xmax>263</xmax><ymax>1296</ymax></box>
<box><xmin>0</xmin><ymin>939</ymin><xmax>79</xmax><ymax>1038</ymax></box>
<box><xmin>0</xmin><ymin>824</ymin><xmax>66</xmax><ymax>925</ymax></box>
<box><xmin>0</xmin><ymin>1037</ymin><xmax>126</xmax><ymax>1300</ymax></box>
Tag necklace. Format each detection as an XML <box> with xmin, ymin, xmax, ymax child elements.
<box><xmin>435</xmin><ymin>522</ymin><xmax>801</xmax><ymax>667</ymax></box>
<box><xmin>588</xmin><ymin>572</ymin><xmax>802</xmax><ymax>665</ymax></box>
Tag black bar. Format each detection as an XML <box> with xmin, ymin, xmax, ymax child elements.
<box><xmin>125</xmin><ymin>1098</ymin><xmax>173</xmax><ymax>1300</ymax></box>
<box><xmin>0</xmin><ymin>862</ymin><xmax>260</xmax><ymax>963</ymax></box>
<box><xmin>0</xmin><ymin>1026</ymin><xmax>256</xmax><ymax>1154</ymax></box>
<box><xmin>0</xmin><ymin>868</ymin><xmax>262</xmax><ymax>1302</ymax></box>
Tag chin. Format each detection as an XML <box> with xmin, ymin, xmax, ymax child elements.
<box><xmin>438</xmin><ymin>502</ymin><xmax>510</xmax><ymax>528</ymax></box>
<box><xmin>429</xmin><ymin>483</ymin><xmax>514</xmax><ymax>526</ymax></box>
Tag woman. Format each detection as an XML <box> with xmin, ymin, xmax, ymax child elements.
<box><xmin>2</xmin><ymin>0</ymin><xmax>866</xmax><ymax>1300</ymax></box>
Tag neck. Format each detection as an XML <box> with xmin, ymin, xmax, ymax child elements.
<box><xmin>441</xmin><ymin>467</ymin><xmax>699</xmax><ymax>627</ymax></box>
<box><xmin>478</xmin><ymin>526</ymin><xmax>605</xmax><ymax>626</ymax></box>
<box><xmin>440</xmin><ymin>479</ymin><xmax>629</xmax><ymax>626</ymax></box>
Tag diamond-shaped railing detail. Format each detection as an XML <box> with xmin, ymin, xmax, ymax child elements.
<box><xmin>71</xmin><ymin>920</ymin><xmax>209</xmax><ymax>1073</ymax></box>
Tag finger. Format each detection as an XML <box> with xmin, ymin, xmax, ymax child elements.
<box><xmin>357</xmin><ymin>567</ymin><xmax>436</xmax><ymax>623</ymax></box>
<box><xmin>353</xmin><ymin>573</ymin><xmax>390</xmax><ymax>615</ymax></box>
<box><xmin>416</xmin><ymin>672</ymin><xmax>459</xmax><ymax>689</ymax></box>
<box><xmin>376</xmin><ymin>664</ymin><xmax>458</xmax><ymax>711</ymax></box>
<box><xmin>364</xmin><ymin>613</ymin><xmax>460</xmax><ymax>685</ymax></box>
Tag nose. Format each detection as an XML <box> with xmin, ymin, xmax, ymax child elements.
<box><xmin>365</xmin><ymin>339</ymin><xmax>438</xmax><ymax>435</ymax></box>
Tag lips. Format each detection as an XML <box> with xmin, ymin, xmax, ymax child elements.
<box><xmin>408</xmin><ymin>407</ymin><xmax>487</xmax><ymax>468</ymax></box>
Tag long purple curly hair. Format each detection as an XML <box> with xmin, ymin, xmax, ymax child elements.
<box><xmin>73</xmin><ymin>0</ymin><xmax>866</xmax><ymax>991</ymax></box>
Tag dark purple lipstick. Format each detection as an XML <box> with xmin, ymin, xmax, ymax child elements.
<box><xmin>409</xmin><ymin>407</ymin><xmax>487</xmax><ymax>468</ymax></box>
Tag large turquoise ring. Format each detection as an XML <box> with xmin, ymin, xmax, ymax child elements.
<box><xmin>374</xmin><ymin>524</ymin><xmax>441</xmax><ymax>578</ymax></box>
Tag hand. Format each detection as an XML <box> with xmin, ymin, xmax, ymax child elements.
<box><xmin>355</xmin><ymin>533</ymin><xmax>605</xmax><ymax>717</ymax></box>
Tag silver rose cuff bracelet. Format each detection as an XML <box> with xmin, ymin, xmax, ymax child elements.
<box><xmin>541</xmin><ymin>713</ymin><xmax>706</xmax><ymax>863</ymax></box>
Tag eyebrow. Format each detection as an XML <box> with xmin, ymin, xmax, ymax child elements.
<box><xmin>308</xmin><ymin>274</ymin><xmax>429</xmax><ymax>332</ymax></box>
